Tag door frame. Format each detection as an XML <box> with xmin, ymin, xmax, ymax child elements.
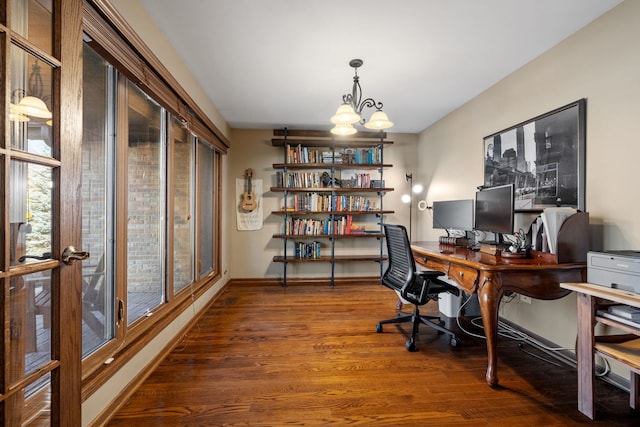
<box><xmin>53</xmin><ymin>0</ymin><xmax>84</xmax><ymax>425</ymax></box>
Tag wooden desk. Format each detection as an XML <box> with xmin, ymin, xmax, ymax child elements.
<box><xmin>560</xmin><ymin>282</ymin><xmax>640</xmax><ymax>420</ymax></box>
<box><xmin>411</xmin><ymin>242</ymin><xmax>586</xmax><ymax>386</ymax></box>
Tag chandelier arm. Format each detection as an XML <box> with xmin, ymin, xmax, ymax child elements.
<box><xmin>358</xmin><ymin>98</ymin><xmax>384</xmax><ymax>113</ymax></box>
<box><xmin>351</xmin><ymin>76</ymin><xmax>362</xmax><ymax>111</ymax></box>
<box><xmin>342</xmin><ymin>93</ymin><xmax>354</xmax><ymax>105</ymax></box>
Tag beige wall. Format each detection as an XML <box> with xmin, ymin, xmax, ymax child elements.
<box><xmin>109</xmin><ymin>0</ymin><xmax>231</xmax><ymax>140</ymax></box>
<box><xmin>227</xmin><ymin>129</ymin><xmax>419</xmax><ymax>279</ymax></box>
<box><xmin>416</xmin><ymin>0</ymin><xmax>640</xmax><ymax>353</ymax></box>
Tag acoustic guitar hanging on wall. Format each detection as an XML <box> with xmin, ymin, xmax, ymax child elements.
<box><xmin>240</xmin><ymin>168</ymin><xmax>258</xmax><ymax>212</ymax></box>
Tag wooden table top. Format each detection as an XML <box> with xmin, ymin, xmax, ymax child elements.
<box><xmin>411</xmin><ymin>241</ymin><xmax>586</xmax><ymax>271</ymax></box>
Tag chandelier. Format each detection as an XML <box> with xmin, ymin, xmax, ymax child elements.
<box><xmin>330</xmin><ymin>59</ymin><xmax>393</xmax><ymax>136</ymax></box>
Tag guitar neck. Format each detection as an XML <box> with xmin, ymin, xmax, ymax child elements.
<box><xmin>246</xmin><ymin>169</ymin><xmax>254</xmax><ymax>193</ymax></box>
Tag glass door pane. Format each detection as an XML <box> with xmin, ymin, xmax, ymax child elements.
<box><xmin>9</xmin><ymin>46</ymin><xmax>53</xmax><ymax>156</ymax></box>
<box><xmin>11</xmin><ymin>271</ymin><xmax>52</xmax><ymax>385</ymax></box>
<box><xmin>6</xmin><ymin>159</ymin><xmax>55</xmax><ymax>426</ymax></box>
<box><xmin>9</xmin><ymin>161</ymin><xmax>53</xmax><ymax>265</ymax></box>
<box><xmin>11</xmin><ymin>0</ymin><xmax>53</xmax><ymax>55</ymax></box>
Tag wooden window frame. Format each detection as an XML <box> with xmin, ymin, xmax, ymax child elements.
<box><xmin>79</xmin><ymin>0</ymin><xmax>224</xmax><ymax>400</ymax></box>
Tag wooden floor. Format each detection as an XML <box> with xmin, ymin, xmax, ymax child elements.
<box><xmin>107</xmin><ymin>282</ymin><xmax>638</xmax><ymax>426</ymax></box>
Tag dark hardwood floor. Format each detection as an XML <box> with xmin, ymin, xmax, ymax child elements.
<box><xmin>107</xmin><ymin>282</ymin><xmax>638</xmax><ymax>426</ymax></box>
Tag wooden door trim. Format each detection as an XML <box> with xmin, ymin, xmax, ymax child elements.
<box><xmin>53</xmin><ymin>0</ymin><xmax>84</xmax><ymax>425</ymax></box>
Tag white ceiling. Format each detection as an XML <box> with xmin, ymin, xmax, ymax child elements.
<box><xmin>139</xmin><ymin>0</ymin><xmax>622</xmax><ymax>134</ymax></box>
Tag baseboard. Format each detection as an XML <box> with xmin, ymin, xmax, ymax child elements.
<box><xmin>228</xmin><ymin>276</ymin><xmax>381</xmax><ymax>287</ymax></box>
<box><xmin>499</xmin><ymin>317</ymin><xmax>630</xmax><ymax>392</ymax></box>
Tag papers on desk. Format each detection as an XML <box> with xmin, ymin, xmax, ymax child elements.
<box><xmin>541</xmin><ymin>207</ymin><xmax>577</xmax><ymax>254</ymax></box>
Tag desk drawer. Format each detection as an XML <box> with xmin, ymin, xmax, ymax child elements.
<box><xmin>414</xmin><ymin>255</ymin><xmax>448</xmax><ymax>273</ymax></box>
<box><xmin>448</xmin><ymin>264</ymin><xmax>478</xmax><ymax>291</ymax></box>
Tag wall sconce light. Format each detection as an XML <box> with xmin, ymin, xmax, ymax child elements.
<box><xmin>401</xmin><ymin>173</ymin><xmax>423</xmax><ymax>240</ymax></box>
<box><xmin>330</xmin><ymin>59</ymin><xmax>393</xmax><ymax>135</ymax></box>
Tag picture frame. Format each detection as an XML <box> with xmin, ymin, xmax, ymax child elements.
<box><xmin>483</xmin><ymin>99</ymin><xmax>586</xmax><ymax>211</ymax></box>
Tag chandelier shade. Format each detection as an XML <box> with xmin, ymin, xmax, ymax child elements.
<box><xmin>9</xmin><ymin>104</ymin><xmax>30</xmax><ymax>122</ymax></box>
<box><xmin>330</xmin><ymin>124</ymin><xmax>358</xmax><ymax>136</ymax></box>
<box><xmin>364</xmin><ymin>110</ymin><xmax>393</xmax><ymax>130</ymax></box>
<box><xmin>13</xmin><ymin>95</ymin><xmax>52</xmax><ymax>119</ymax></box>
<box><xmin>330</xmin><ymin>103</ymin><xmax>361</xmax><ymax>125</ymax></box>
<box><xmin>9</xmin><ymin>59</ymin><xmax>53</xmax><ymax>122</ymax></box>
<box><xmin>330</xmin><ymin>58</ymin><xmax>392</xmax><ymax>135</ymax></box>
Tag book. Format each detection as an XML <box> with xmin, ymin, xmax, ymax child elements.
<box><xmin>480</xmin><ymin>243</ymin><xmax>501</xmax><ymax>256</ymax></box>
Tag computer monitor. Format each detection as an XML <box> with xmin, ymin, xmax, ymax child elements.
<box><xmin>475</xmin><ymin>184</ymin><xmax>514</xmax><ymax>236</ymax></box>
<box><xmin>432</xmin><ymin>199</ymin><xmax>474</xmax><ymax>231</ymax></box>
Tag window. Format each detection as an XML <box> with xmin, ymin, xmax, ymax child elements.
<box><xmin>77</xmin><ymin>3</ymin><xmax>228</xmax><ymax>399</ymax></box>
<box><xmin>81</xmin><ymin>43</ymin><xmax>115</xmax><ymax>357</ymax></box>
<box><xmin>126</xmin><ymin>82</ymin><xmax>165</xmax><ymax>324</ymax></box>
<box><xmin>171</xmin><ymin>119</ymin><xmax>194</xmax><ymax>294</ymax></box>
<box><xmin>198</xmin><ymin>141</ymin><xmax>217</xmax><ymax>277</ymax></box>
<box><xmin>80</xmin><ymin>38</ymin><xmax>222</xmax><ymax>373</ymax></box>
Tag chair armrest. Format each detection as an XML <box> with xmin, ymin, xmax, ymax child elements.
<box><xmin>421</xmin><ymin>273</ymin><xmax>460</xmax><ymax>297</ymax></box>
<box><xmin>417</xmin><ymin>270</ymin><xmax>445</xmax><ymax>280</ymax></box>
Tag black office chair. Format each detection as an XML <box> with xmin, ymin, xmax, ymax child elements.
<box><xmin>376</xmin><ymin>223</ymin><xmax>461</xmax><ymax>351</ymax></box>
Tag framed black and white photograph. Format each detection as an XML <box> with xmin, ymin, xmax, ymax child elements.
<box><xmin>483</xmin><ymin>99</ymin><xmax>586</xmax><ymax>211</ymax></box>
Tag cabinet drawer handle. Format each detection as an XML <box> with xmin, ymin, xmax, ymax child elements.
<box><xmin>459</xmin><ymin>271</ymin><xmax>464</xmax><ymax>277</ymax></box>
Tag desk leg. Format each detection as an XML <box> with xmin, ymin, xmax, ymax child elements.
<box><xmin>631</xmin><ymin>372</ymin><xmax>639</xmax><ymax>410</ymax></box>
<box><xmin>576</xmin><ymin>292</ymin><xmax>596</xmax><ymax>419</ymax></box>
<box><xmin>478</xmin><ymin>275</ymin><xmax>501</xmax><ymax>387</ymax></box>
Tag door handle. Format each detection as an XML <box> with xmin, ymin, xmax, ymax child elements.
<box><xmin>62</xmin><ymin>246</ymin><xmax>90</xmax><ymax>265</ymax></box>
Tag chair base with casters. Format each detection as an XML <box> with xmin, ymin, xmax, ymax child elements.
<box><xmin>376</xmin><ymin>223</ymin><xmax>462</xmax><ymax>352</ymax></box>
<box><xmin>376</xmin><ymin>271</ymin><xmax>461</xmax><ymax>351</ymax></box>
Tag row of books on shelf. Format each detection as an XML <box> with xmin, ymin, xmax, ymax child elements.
<box><xmin>345</xmin><ymin>147</ymin><xmax>382</xmax><ymax>165</ymax></box>
<box><xmin>287</xmin><ymin>145</ymin><xmax>321</xmax><ymax>164</ymax></box>
<box><xmin>284</xmin><ymin>194</ymin><xmax>377</xmax><ymax>212</ymax></box>
<box><xmin>293</xmin><ymin>241</ymin><xmax>322</xmax><ymax>259</ymax></box>
<box><xmin>277</xmin><ymin>171</ymin><xmax>322</xmax><ymax>188</ymax></box>
<box><xmin>284</xmin><ymin>215</ymin><xmax>366</xmax><ymax>236</ymax></box>
<box><xmin>285</xmin><ymin>144</ymin><xmax>382</xmax><ymax>165</ymax></box>
<box><xmin>276</xmin><ymin>171</ymin><xmax>376</xmax><ymax>189</ymax></box>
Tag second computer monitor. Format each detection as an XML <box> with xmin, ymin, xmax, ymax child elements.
<box><xmin>474</xmin><ymin>184</ymin><xmax>515</xmax><ymax>235</ymax></box>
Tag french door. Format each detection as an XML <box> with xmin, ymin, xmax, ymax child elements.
<box><xmin>1</xmin><ymin>0</ymin><xmax>83</xmax><ymax>425</ymax></box>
